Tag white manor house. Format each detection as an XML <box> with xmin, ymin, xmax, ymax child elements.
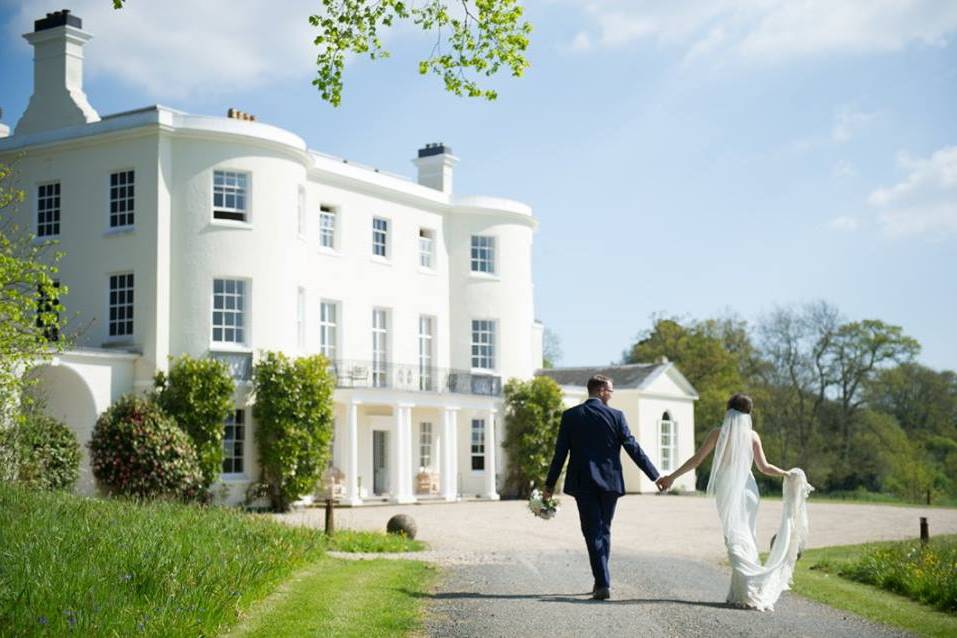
<box><xmin>0</xmin><ymin>11</ymin><xmax>698</xmax><ymax>505</ymax></box>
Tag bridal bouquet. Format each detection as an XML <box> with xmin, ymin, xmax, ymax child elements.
<box><xmin>528</xmin><ymin>488</ymin><xmax>560</xmax><ymax>520</ymax></box>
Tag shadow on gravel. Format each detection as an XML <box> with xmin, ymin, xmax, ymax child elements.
<box><xmin>402</xmin><ymin>589</ymin><xmax>734</xmax><ymax>610</ymax></box>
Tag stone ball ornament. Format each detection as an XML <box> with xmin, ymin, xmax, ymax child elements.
<box><xmin>386</xmin><ymin>514</ymin><xmax>417</xmax><ymax>539</ymax></box>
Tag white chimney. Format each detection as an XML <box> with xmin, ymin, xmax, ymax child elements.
<box><xmin>412</xmin><ymin>143</ymin><xmax>459</xmax><ymax>194</ymax></box>
<box><xmin>15</xmin><ymin>10</ymin><xmax>100</xmax><ymax>136</ymax></box>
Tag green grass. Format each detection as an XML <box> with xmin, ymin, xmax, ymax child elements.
<box><xmin>0</xmin><ymin>484</ymin><xmax>429</xmax><ymax>637</ymax></box>
<box><xmin>323</xmin><ymin>529</ymin><xmax>426</xmax><ymax>553</ymax></box>
<box><xmin>791</xmin><ymin>537</ymin><xmax>957</xmax><ymax>638</ymax></box>
<box><xmin>224</xmin><ymin>557</ymin><xmax>435</xmax><ymax>638</ymax></box>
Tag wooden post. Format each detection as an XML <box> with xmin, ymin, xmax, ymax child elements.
<box><xmin>920</xmin><ymin>517</ymin><xmax>929</xmax><ymax>544</ymax></box>
<box><xmin>325</xmin><ymin>498</ymin><xmax>335</xmax><ymax>536</ymax></box>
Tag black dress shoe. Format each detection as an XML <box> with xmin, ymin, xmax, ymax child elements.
<box><xmin>592</xmin><ymin>587</ymin><xmax>610</xmax><ymax>600</ymax></box>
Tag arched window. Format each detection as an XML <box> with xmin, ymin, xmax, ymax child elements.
<box><xmin>659</xmin><ymin>411</ymin><xmax>677</xmax><ymax>473</ymax></box>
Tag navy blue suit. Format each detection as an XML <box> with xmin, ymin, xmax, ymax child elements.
<box><xmin>545</xmin><ymin>397</ymin><xmax>659</xmax><ymax>589</ymax></box>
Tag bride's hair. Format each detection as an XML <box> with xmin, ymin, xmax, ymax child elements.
<box><xmin>727</xmin><ymin>393</ymin><xmax>753</xmax><ymax>414</ymax></box>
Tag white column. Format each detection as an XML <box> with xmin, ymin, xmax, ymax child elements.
<box><xmin>441</xmin><ymin>407</ymin><xmax>459</xmax><ymax>501</ymax></box>
<box><xmin>391</xmin><ymin>403</ymin><xmax>416</xmax><ymax>504</ymax></box>
<box><xmin>342</xmin><ymin>400</ymin><xmax>362</xmax><ymax>506</ymax></box>
<box><xmin>484</xmin><ymin>408</ymin><xmax>500</xmax><ymax>500</ymax></box>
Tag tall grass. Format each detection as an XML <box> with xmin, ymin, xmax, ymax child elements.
<box><xmin>0</xmin><ymin>483</ymin><xmax>325</xmax><ymax>637</ymax></box>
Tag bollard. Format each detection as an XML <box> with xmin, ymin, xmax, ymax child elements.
<box><xmin>920</xmin><ymin>517</ymin><xmax>929</xmax><ymax>544</ymax></box>
<box><xmin>325</xmin><ymin>498</ymin><xmax>335</xmax><ymax>536</ymax></box>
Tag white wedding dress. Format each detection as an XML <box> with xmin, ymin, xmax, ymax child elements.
<box><xmin>707</xmin><ymin>409</ymin><xmax>814</xmax><ymax>611</ymax></box>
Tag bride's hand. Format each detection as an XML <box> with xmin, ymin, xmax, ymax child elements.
<box><xmin>656</xmin><ymin>475</ymin><xmax>674</xmax><ymax>491</ymax></box>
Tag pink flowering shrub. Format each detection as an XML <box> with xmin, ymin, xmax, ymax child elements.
<box><xmin>89</xmin><ymin>394</ymin><xmax>203</xmax><ymax>501</ymax></box>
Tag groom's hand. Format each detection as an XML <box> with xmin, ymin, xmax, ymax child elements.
<box><xmin>656</xmin><ymin>475</ymin><xmax>673</xmax><ymax>492</ymax></box>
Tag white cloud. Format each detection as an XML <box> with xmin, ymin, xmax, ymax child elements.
<box><xmin>564</xmin><ymin>0</ymin><xmax>957</xmax><ymax>64</ymax></box>
<box><xmin>6</xmin><ymin>1</ymin><xmax>319</xmax><ymax>100</ymax></box>
<box><xmin>832</xmin><ymin>160</ymin><xmax>857</xmax><ymax>178</ymax></box>
<box><xmin>869</xmin><ymin>146</ymin><xmax>957</xmax><ymax>238</ymax></box>
<box><xmin>828</xmin><ymin>216</ymin><xmax>860</xmax><ymax>232</ymax></box>
<box><xmin>571</xmin><ymin>31</ymin><xmax>592</xmax><ymax>52</ymax></box>
<box><xmin>832</xmin><ymin>106</ymin><xmax>877</xmax><ymax>143</ymax></box>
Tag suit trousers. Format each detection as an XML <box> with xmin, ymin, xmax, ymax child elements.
<box><xmin>574</xmin><ymin>490</ymin><xmax>619</xmax><ymax>588</ymax></box>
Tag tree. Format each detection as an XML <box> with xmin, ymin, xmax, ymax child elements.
<box><xmin>112</xmin><ymin>0</ymin><xmax>532</xmax><ymax>107</ymax></box>
<box><xmin>153</xmin><ymin>355</ymin><xmax>236</xmax><ymax>493</ymax></box>
<box><xmin>864</xmin><ymin>363</ymin><xmax>957</xmax><ymax>439</ymax></box>
<box><xmin>502</xmin><ymin>376</ymin><xmax>564</xmax><ymax>497</ymax></box>
<box><xmin>0</xmin><ymin>162</ymin><xmax>69</xmax><ymax>480</ymax></box>
<box><xmin>542</xmin><ymin>327</ymin><xmax>562</xmax><ymax>369</ymax></box>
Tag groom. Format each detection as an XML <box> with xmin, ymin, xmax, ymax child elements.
<box><xmin>543</xmin><ymin>374</ymin><xmax>660</xmax><ymax>600</ymax></box>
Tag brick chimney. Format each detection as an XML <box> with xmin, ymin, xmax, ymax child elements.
<box><xmin>15</xmin><ymin>10</ymin><xmax>100</xmax><ymax>136</ymax></box>
<box><xmin>412</xmin><ymin>143</ymin><xmax>459</xmax><ymax>194</ymax></box>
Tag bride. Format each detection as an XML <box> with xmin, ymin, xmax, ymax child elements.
<box><xmin>655</xmin><ymin>393</ymin><xmax>814</xmax><ymax>611</ymax></box>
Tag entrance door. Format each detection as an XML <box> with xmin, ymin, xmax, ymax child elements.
<box><xmin>373</xmin><ymin>430</ymin><xmax>389</xmax><ymax>495</ymax></box>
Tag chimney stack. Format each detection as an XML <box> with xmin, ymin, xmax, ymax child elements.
<box><xmin>412</xmin><ymin>143</ymin><xmax>459</xmax><ymax>194</ymax></box>
<box><xmin>15</xmin><ymin>10</ymin><xmax>100</xmax><ymax>136</ymax></box>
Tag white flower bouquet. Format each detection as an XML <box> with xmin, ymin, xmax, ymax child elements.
<box><xmin>528</xmin><ymin>488</ymin><xmax>560</xmax><ymax>520</ymax></box>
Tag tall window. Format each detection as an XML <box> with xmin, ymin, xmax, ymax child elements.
<box><xmin>419</xmin><ymin>422</ymin><xmax>433</xmax><ymax>470</ymax></box>
<box><xmin>37</xmin><ymin>182</ymin><xmax>61</xmax><ymax>237</ymax></box>
<box><xmin>471</xmin><ymin>320</ymin><xmax>496</xmax><ymax>370</ymax></box>
<box><xmin>212</xmin><ymin>170</ymin><xmax>249</xmax><ymax>222</ymax></box>
<box><xmin>470</xmin><ymin>235</ymin><xmax>496</xmax><ymax>274</ymax></box>
<box><xmin>418</xmin><ymin>315</ymin><xmax>434</xmax><ymax>391</ymax></box>
<box><xmin>109</xmin><ymin>170</ymin><xmax>135</xmax><ymax>228</ymax></box>
<box><xmin>297</xmin><ymin>185</ymin><xmax>306</xmax><ymax>236</ymax></box>
<box><xmin>471</xmin><ymin>419</ymin><xmax>486</xmax><ymax>471</ymax></box>
<box><xmin>222</xmin><ymin>409</ymin><xmax>245</xmax><ymax>475</ymax></box>
<box><xmin>320</xmin><ymin>301</ymin><xmax>338</xmax><ymax>359</ymax></box>
<box><xmin>319</xmin><ymin>205</ymin><xmax>337</xmax><ymax>249</ymax></box>
<box><xmin>419</xmin><ymin>229</ymin><xmax>434</xmax><ymax>268</ymax></box>
<box><xmin>372</xmin><ymin>308</ymin><xmax>389</xmax><ymax>387</ymax></box>
<box><xmin>36</xmin><ymin>280</ymin><xmax>60</xmax><ymax>342</ymax></box>
<box><xmin>108</xmin><ymin>273</ymin><xmax>134</xmax><ymax>337</ymax></box>
<box><xmin>659</xmin><ymin>412</ymin><xmax>677</xmax><ymax>473</ymax></box>
<box><xmin>296</xmin><ymin>286</ymin><xmax>306</xmax><ymax>350</ymax></box>
<box><xmin>212</xmin><ymin>279</ymin><xmax>247</xmax><ymax>344</ymax></box>
<box><xmin>372</xmin><ymin>217</ymin><xmax>389</xmax><ymax>258</ymax></box>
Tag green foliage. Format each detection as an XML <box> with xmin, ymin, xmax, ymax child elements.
<box><xmin>0</xmin><ymin>482</ymin><xmax>325</xmax><ymax>636</ymax></box>
<box><xmin>839</xmin><ymin>537</ymin><xmax>957</xmax><ymax>613</ymax></box>
<box><xmin>542</xmin><ymin>326</ymin><xmax>562</xmax><ymax>368</ymax></box>
<box><xmin>502</xmin><ymin>375</ymin><xmax>564</xmax><ymax>497</ymax></box>
<box><xmin>154</xmin><ymin>355</ymin><xmax>235</xmax><ymax>491</ymax></box>
<box><xmin>253</xmin><ymin>352</ymin><xmax>335</xmax><ymax>511</ymax></box>
<box><xmin>323</xmin><ymin>529</ymin><xmax>426</xmax><ymax>553</ymax></box>
<box><xmin>9</xmin><ymin>411</ymin><xmax>80</xmax><ymax>491</ymax></box>
<box><xmin>88</xmin><ymin>394</ymin><xmax>203</xmax><ymax>501</ymax></box>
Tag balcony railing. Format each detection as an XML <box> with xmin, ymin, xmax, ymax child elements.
<box><xmin>331</xmin><ymin>360</ymin><xmax>502</xmax><ymax>396</ymax></box>
<box><xmin>209</xmin><ymin>351</ymin><xmax>253</xmax><ymax>381</ymax></box>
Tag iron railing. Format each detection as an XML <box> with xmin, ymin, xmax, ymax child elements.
<box><xmin>331</xmin><ymin>360</ymin><xmax>502</xmax><ymax>396</ymax></box>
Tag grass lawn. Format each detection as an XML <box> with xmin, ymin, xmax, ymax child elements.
<box><xmin>0</xmin><ymin>484</ymin><xmax>430</xmax><ymax>637</ymax></box>
<box><xmin>791</xmin><ymin>537</ymin><xmax>957</xmax><ymax>638</ymax></box>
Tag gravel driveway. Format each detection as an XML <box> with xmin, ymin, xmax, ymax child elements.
<box><xmin>278</xmin><ymin>495</ymin><xmax>957</xmax><ymax>636</ymax></box>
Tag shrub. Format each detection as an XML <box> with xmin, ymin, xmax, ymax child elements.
<box><xmin>253</xmin><ymin>352</ymin><xmax>335</xmax><ymax>512</ymax></box>
<box><xmin>154</xmin><ymin>355</ymin><xmax>235</xmax><ymax>491</ymax></box>
<box><xmin>89</xmin><ymin>394</ymin><xmax>203</xmax><ymax>500</ymax></box>
<box><xmin>502</xmin><ymin>376</ymin><xmax>565</xmax><ymax>497</ymax></box>
<box><xmin>12</xmin><ymin>412</ymin><xmax>80</xmax><ymax>490</ymax></box>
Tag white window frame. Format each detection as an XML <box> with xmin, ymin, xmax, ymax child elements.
<box><xmin>319</xmin><ymin>300</ymin><xmax>339</xmax><ymax>360</ymax></box>
<box><xmin>108</xmin><ymin>169</ymin><xmax>135</xmax><ymax>230</ymax></box>
<box><xmin>419</xmin><ymin>228</ymin><xmax>435</xmax><ymax>269</ymax></box>
<box><xmin>221</xmin><ymin>408</ymin><xmax>246</xmax><ymax>478</ymax></box>
<box><xmin>418</xmin><ymin>315</ymin><xmax>434</xmax><ymax>391</ymax></box>
<box><xmin>372</xmin><ymin>216</ymin><xmax>390</xmax><ymax>260</ymax></box>
<box><xmin>470</xmin><ymin>235</ymin><xmax>496</xmax><ymax>274</ymax></box>
<box><xmin>296</xmin><ymin>286</ymin><xmax>307</xmax><ymax>350</ymax></box>
<box><xmin>659</xmin><ymin>412</ymin><xmax>677</xmax><ymax>473</ymax></box>
<box><xmin>107</xmin><ymin>272</ymin><xmax>135</xmax><ymax>339</ymax></box>
<box><xmin>297</xmin><ymin>185</ymin><xmax>307</xmax><ymax>238</ymax></box>
<box><xmin>419</xmin><ymin>422</ymin><xmax>433</xmax><ymax>471</ymax></box>
<box><xmin>212</xmin><ymin>170</ymin><xmax>250</xmax><ymax>223</ymax></box>
<box><xmin>211</xmin><ymin>278</ymin><xmax>249</xmax><ymax>347</ymax></box>
<box><xmin>36</xmin><ymin>181</ymin><xmax>61</xmax><ymax>238</ymax></box>
<box><xmin>319</xmin><ymin>205</ymin><xmax>337</xmax><ymax>251</ymax></box>
<box><xmin>470</xmin><ymin>419</ymin><xmax>486</xmax><ymax>472</ymax></box>
<box><xmin>372</xmin><ymin>308</ymin><xmax>390</xmax><ymax>387</ymax></box>
<box><xmin>471</xmin><ymin>319</ymin><xmax>496</xmax><ymax>371</ymax></box>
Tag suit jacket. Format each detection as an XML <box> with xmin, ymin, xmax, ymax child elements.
<box><xmin>545</xmin><ymin>397</ymin><xmax>660</xmax><ymax>496</ymax></box>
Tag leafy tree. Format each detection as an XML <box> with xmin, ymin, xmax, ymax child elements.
<box><xmin>252</xmin><ymin>352</ymin><xmax>335</xmax><ymax>511</ymax></box>
<box><xmin>153</xmin><ymin>355</ymin><xmax>235</xmax><ymax>493</ymax></box>
<box><xmin>864</xmin><ymin>363</ymin><xmax>957</xmax><ymax>439</ymax></box>
<box><xmin>502</xmin><ymin>376</ymin><xmax>564</xmax><ymax>497</ymax></box>
<box><xmin>0</xmin><ymin>162</ymin><xmax>69</xmax><ymax>479</ymax></box>
<box><xmin>112</xmin><ymin>0</ymin><xmax>532</xmax><ymax>107</ymax></box>
<box><xmin>542</xmin><ymin>327</ymin><xmax>562</xmax><ymax>369</ymax></box>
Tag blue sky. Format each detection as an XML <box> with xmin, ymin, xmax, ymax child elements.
<box><xmin>2</xmin><ymin>1</ymin><xmax>956</xmax><ymax>371</ymax></box>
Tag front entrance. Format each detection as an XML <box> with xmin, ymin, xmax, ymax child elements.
<box><xmin>373</xmin><ymin>430</ymin><xmax>389</xmax><ymax>495</ymax></box>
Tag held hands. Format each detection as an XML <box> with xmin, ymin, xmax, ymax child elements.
<box><xmin>655</xmin><ymin>475</ymin><xmax>674</xmax><ymax>492</ymax></box>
